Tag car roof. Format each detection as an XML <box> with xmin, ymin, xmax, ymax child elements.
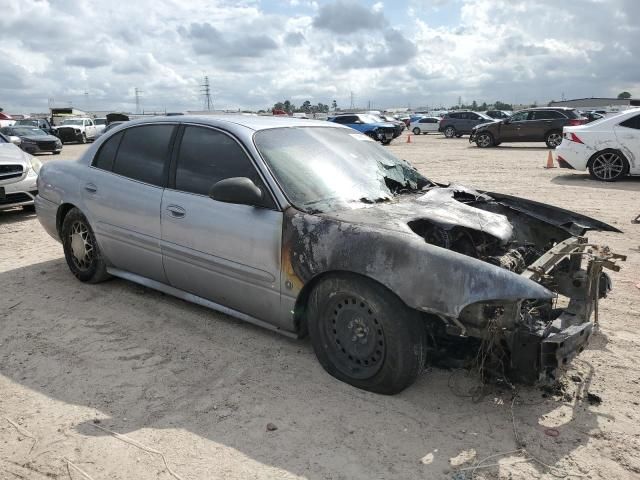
<box><xmin>103</xmin><ymin>114</ymin><xmax>344</xmax><ymax>132</ymax></box>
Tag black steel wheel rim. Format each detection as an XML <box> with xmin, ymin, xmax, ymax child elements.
<box><xmin>323</xmin><ymin>294</ymin><xmax>386</xmax><ymax>379</ymax></box>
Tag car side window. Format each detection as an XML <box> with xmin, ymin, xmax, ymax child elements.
<box><xmin>175</xmin><ymin>126</ymin><xmax>274</xmax><ymax>208</ymax></box>
<box><xmin>112</xmin><ymin>124</ymin><xmax>175</xmax><ymax>186</ymax></box>
<box><xmin>531</xmin><ymin>110</ymin><xmax>564</xmax><ymax>120</ymax></box>
<box><xmin>92</xmin><ymin>131</ymin><xmax>124</xmax><ymax>171</ymax></box>
<box><xmin>510</xmin><ymin>111</ymin><xmax>530</xmax><ymax>122</ymax></box>
<box><xmin>620</xmin><ymin>114</ymin><xmax>640</xmax><ymax>130</ymax></box>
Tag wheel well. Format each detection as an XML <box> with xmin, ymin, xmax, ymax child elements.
<box><xmin>56</xmin><ymin>203</ymin><xmax>76</xmax><ymax>236</ymax></box>
<box><xmin>544</xmin><ymin>129</ymin><xmax>561</xmax><ymax>138</ymax></box>
<box><xmin>293</xmin><ymin>270</ymin><xmax>409</xmax><ymax>338</ymax></box>
<box><xmin>586</xmin><ymin>148</ymin><xmax>629</xmax><ymax>169</ymax></box>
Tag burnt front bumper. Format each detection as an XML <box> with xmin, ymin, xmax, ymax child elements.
<box><xmin>509</xmin><ymin>237</ymin><xmax>625</xmax><ymax>383</ymax></box>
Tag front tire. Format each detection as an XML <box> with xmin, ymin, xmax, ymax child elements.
<box><xmin>545</xmin><ymin>130</ymin><xmax>562</xmax><ymax>148</ymax></box>
<box><xmin>61</xmin><ymin>208</ymin><xmax>110</xmax><ymax>283</ymax></box>
<box><xmin>475</xmin><ymin>132</ymin><xmax>494</xmax><ymax>148</ymax></box>
<box><xmin>443</xmin><ymin>126</ymin><xmax>456</xmax><ymax>138</ymax></box>
<box><xmin>588</xmin><ymin>150</ymin><xmax>629</xmax><ymax>182</ymax></box>
<box><xmin>412</xmin><ymin>127</ymin><xmax>421</xmax><ymax>135</ymax></box>
<box><xmin>308</xmin><ymin>275</ymin><xmax>427</xmax><ymax>395</ymax></box>
<box><xmin>80</xmin><ymin>133</ymin><xmax>87</xmax><ymax>144</ymax></box>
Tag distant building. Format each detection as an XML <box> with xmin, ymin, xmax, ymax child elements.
<box><xmin>549</xmin><ymin>97</ymin><xmax>640</xmax><ymax>112</ymax></box>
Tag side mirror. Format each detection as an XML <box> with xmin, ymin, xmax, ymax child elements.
<box><xmin>8</xmin><ymin>136</ymin><xmax>22</xmax><ymax>145</ymax></box>
<box><xmin>503</xmin><ymin>118</ymin><xmax>511</xmax><ymax>124</ymax></box>
<box><xmin>209</xmin><ymin>177</ymin><xmax>263</xmax><ymax>206</ymax></box>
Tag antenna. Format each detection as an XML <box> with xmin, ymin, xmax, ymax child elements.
<box><xmin>134</xmin><ymin>87</ymin><xmax>143</xmax><ymax>114</ymax></box>
<box><xmin>201</xmin><ymin>76</ymin><xmax>213</xmax><ymax>111</ymax></box>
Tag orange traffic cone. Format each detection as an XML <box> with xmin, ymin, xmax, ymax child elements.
<box><xmin>544</xmin><ymin>151</ymin><xmax>556</xmax><ymax>169</ymax></box>
<box><xmin>406</xmin><ymin>133</ymin><xmax>412</xmax><ymax>143</ymax></box>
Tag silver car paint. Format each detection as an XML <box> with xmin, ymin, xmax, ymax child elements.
<box><xmin>0</xmin><ymin>142</ymin><xmax>39</xmax><ymax>210</ymax></box>
<box><xmin>36</xmin><ymin>116</ymin><xmax>339</xmax><ymax>333</ymax></box>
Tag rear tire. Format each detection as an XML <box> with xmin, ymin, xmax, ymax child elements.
<box><xmin>588</xmin><ymin>149</ymin><xmax>629</xmax><ymax>182</ymax></box>
<box><xmin>308</xmin><ymin>275</ymin><xmax>427</xmax><ymax>395</ymax></box>
<box><xmin>545</xmin><ymin>130</ymin><xmax>562</xmax><ymax>148</ymax></box>
<box><xmin>61</xmin><ymin>208</ymin><xmax>110</xmax><ymax>283</ymax></box>
<box><xmin>443</xmin><ymin>126</ymin><xmax>456</xmax><ymax>138</ymax></box>
<box><xmin>412</xmin><ymin>127</ymin><xmax>421</xmax><ymax>135</ymax></box>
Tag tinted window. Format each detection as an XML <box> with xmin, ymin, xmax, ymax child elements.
<box><xmin>468</xmin><ymin>113</ymin><xmax>481</xmax><ymax>120</ymax></box>
<box><xmin>93</xmin><ymin>131</ymin><xmax>124</xmax><ymax>171</ymax></box>
<box><xmin>112</xmin><ymin>124</ymin><xmax>175</xmax><ymax>186</ymax></box>
<box><xmin>448</xmin><ymin>112</ymin><xmax>461</xmax><ymax>119</ymax></box>
<box><xmin>333</xmin><ymin>116</ymin><xmax>357</xmax><ymax>124</ymax></box>
<box><xmin>531</xmin><ymin>110</ymin><xmax>565</xmax><ymax>120</ymax></box>
<box><xmin>620</xmin><ymin>114</ymin><xmax>640</xmax><ymax>130</ymax></box>
<box><xmin>175</xmin><ymin>126</ymin><xmax>271</xmax><ymax>206</ymax></box>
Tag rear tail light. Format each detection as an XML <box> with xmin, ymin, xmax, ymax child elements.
<box><xmin>564</xmin><ymin>132</ymin><xmax>584</xmax><ymax>144</ymax></box>
<box><xmin>568</xmin><ymin>118</ymin><xmax>587</xmax><ymax>126</ymax></box>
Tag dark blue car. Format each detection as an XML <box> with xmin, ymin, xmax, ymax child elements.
<box><xmin>328</xmin><ymin>114</ymin><xmax>397</xmax><ymax>144</ymax></box>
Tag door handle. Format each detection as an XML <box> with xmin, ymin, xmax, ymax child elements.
<box><xmin>84</xmin><ymin>183</ymin><xmax>97</xmax><ymax>193</ymax></box>
<box><xmin>166</xmin><ymin>205</ymin><xmax>186</xmax><ymax>218</ymax></box>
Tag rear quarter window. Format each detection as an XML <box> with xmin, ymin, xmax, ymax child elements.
<box><xmin>92</xmin><ymin>131</ymin><xmax>124</xmax><ymax>171</ymax></box>
<box><xmin>620</xmin><ymin>114</ymin><xmax>640</xmax><ymax>130</ymax></box>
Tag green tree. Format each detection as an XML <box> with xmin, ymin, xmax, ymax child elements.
<box><xmin>494</xmin><ymin>101</ymin><xmax>513</xmax><ymax>110</ymax></box>
<box><xmin>283</xmin><ymin>100</ymin><xmax>294</xmax><ymax>113</ymax></box>
<box><xmin>471</xmin><ymin>100</ymin><xmax>478</xmax><ymax>110</ymax></box>
<box><xmin>273</xmin><ymin>102</ymin><xmax>285</xmax><ymax>111</ymax></box>
<box><xmin>301</xmin><ymin>100</ymin><xmax>312</xmax><ymax>113</ymax></box>
<box><xmin>480</xmin><ymin>102</ymin><xmax>488</xmax><ymax>111</ymax></box>
<box><xmin>617</xmin><ymin>91</ymin><xmax>632</xmax><ymax>99</ymax></box>
<box><xmin>331</xmin><ymin>99</ymin><xmax>337</xmax><ymax>111</ymax></box>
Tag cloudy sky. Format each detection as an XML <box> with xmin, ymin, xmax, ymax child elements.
<box><xmin>1</xmin><ymin>0</ymin><xmax>638</xmax><ymax>114</ymax></box>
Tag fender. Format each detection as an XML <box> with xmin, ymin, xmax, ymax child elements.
<box><xmin>282</xmin><ymin>208</ymin><xmax>552</xmax><ymax>320</ymax></box>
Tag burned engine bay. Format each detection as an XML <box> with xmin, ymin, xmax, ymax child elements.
<box><xmin>289</xmin><ymin>183</ymin><xmax>625</xmax><ymax>385</ymax></box>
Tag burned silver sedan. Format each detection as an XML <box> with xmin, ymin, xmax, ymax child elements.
<box><xmin>35</xmin><ymin>116</ymin><xmax>623</xmax><ymax>394</ymax></box>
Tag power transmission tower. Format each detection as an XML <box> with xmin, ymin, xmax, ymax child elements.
<box><xmin>201</xmin><ymin>76</ymin><xmax>213</xmax><ymax>111</ymax></box>
<box><xmin>134</xmin><ymin>87</ymin><xmax>143</xmax><ymax>114</ymax></box>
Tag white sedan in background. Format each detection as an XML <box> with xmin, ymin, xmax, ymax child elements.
<box><xmin>556</xmin><ymin>108</ymin><xmax>639</xmax><ymax>181</ymax></box>
<box><xmin>409</xmin><ymin>117</ymin><xmax>441</xmax><ymax>135</ymax></box>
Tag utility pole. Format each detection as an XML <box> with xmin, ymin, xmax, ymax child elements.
<box><xmin>134</xmin><ymin>87</ymin><xmax>143</xmax><ymax>114</ymax></box>
<box><xmin>349</xmin><ymin>91</ymin><xmax>354</xmax><ymax>110</ymax></box>
<box><xmin>201</xmin><ymin>76</ymin><xmax>213</xmax><ymax>111</ymax></box>
<box><xmin>84</xmin><ymin>90</ymin><xmax>89</xmax><ymax>112</ymax></box>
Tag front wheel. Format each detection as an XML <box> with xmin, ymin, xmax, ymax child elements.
<box><xmin>80</xmin><ymin>133</ymin><xmax>87</xmax><ymax>144</ymax></box>
<box><xmin>381</xmin><ymin>139</ymin><xmax>392</xmax><ymax>145</ymax></box>
<box><xmin>308</xmin><ymin>275</ymin><xmax>427</xmax><ymax>395</ymax></box>
<box><xmin>61</xmin><ymin>208</ymin><xmax>110</xmax><ymax>283</ymax></box>
<box><xmin>545</xmin><ymin>130</ymin><xmax>562</xmax><ymax>148</ymax></box>
<box><xmin>475</xmin><ymin>132</ymin><xmax>494</xmax><ymax>148</ymax></box>
<box><xmin>588</xmin><ymin>150</ymin><xmax>629</xmax><ymax>182</ymax></box>
<box><xmin>412</xmin><ymin>127</ymin><xmax>421</xmax><ymax>135</ymax></box>
<box><xmin>443</xmin><ymin>126</ymin><xmax>456</xmax><ymax>138</ymax></box>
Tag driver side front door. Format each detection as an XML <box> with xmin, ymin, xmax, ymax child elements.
<box><xmin>160</xmin><ymin>125</ymin><xmax>284</xmax><ymax>327</ymax></box>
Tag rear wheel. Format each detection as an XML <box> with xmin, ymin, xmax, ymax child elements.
<box><xmin>308</xmin><ymin>275</ymin><xmax>427</xmax><ymax>395</ymax></box>
<box><xmin>588</xmin><ymin>150</ymin><xmax>629</xmax><ymax>182</ymax></box>
<box><xmin>61</xmin><ymin>208</ymin><xmax>110</xmax><ymax>283</ymax></box>
<box><xmin>545</xmin><ymin>130</ymin><xmax>562</xmax><ymax>148</ymax></box>
<box><xmin>412</xmin><ymin>127</ymin><xmax>421</xmax><ymax>135</ymax></box>
<box><xmin>443</xmin><ymin>126</ymin><xmax>456</xmax><ymax>138</ymax></box>
<box><xmin>475</xmin><ymin>132</ymin><xmax>494</xmax><ymax>148</ymax></box>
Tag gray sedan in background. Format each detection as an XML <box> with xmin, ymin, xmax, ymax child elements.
<box><xmin>35</xmin><ymin>116</ymin><xmax>622</xmax><ymax>394</ymax></box>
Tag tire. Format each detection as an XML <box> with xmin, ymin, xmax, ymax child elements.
<box><xmin>412</xmin><ymin>127</ymin><xmax>421</xmax><ymax>135</ymax></box>
<box><xmin>588</xmin><ymin>149</ymin><xmax>629</xmax><ymax>182</ymax></box>
<box><xmin>53</xmin><ymin>151</ymin><xmax>61</xmax><ymax>155</ymax></box>
<box><xmin>494</xmin><ymin>142</ymin><xmax>501</xmax><ymax>146</ymax></box>
<box><xmin>443</xmin><ymin>126</ymin><xmax>456</xmax><ymax>138</ymax></box>
<box><xmin>455</xmin><ymin>134</ymin><xmax>463</xmax><ymax>138</ymax></box>
<box><xmin>61</xmin><ymin>207</ymin><xmax>110</xmax><ymax>283</ymax></box>
<box><xmin>365</xmin><ymin>131</ymin><xmax>378</xmax><ymax>141</ymax></box>
<box><xmin>381</xmin><ymin>139</ymin><xmax>392</xmax><ymax>145</ymax></box>
<box><xmin>308</xmin><ymin>275</ymin><xmax>427</xmax><ymax>395</ymax></box>
<box><xmin>545</xmin><ymin>130</ymin><xmax>562</xmax><ymax>148</ymax></box>
<box><xmin>475</xmin><ymin>132</ymin><xmax>494</xmax><ymax>148</ymax></box>
<box><xmin>80</xmin><ymin>133</ymin><xmax>87</xmax><ymax>144</ymax></box>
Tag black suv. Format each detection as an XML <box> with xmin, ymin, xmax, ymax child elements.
<box><xmin>469</xmin><ymin>107</ymin><xmax>587</xmax><ymax>148</ymax></box>
<box><xmin>438</xmin><ymin>111</ymin><xmax>494</xmax><ymax>138</ymax></box>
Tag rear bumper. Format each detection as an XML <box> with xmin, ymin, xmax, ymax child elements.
<box><xmin>34</xmin><ymin>195</ymin><xmax>60</xmax><ymax>241</ymax></box>
<box><xmin>555</xmin><ymin>141</ymin><xmax>590</xmax><ymax>171</ymax></box>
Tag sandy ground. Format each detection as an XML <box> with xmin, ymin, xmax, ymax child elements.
<box><xmin>1</xmin><ymin>135</ymin><xmax>639</xmax><ymax>480</ymax></box>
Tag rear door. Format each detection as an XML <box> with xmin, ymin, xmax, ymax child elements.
<box><xmin>614</xmin><ymin>113</ymin><xmax>640</xmax><ymax>174</ymax></box>
<box><xmin>529</xmin><ymin>110</ymin><xmax>564</xmax><ymax>140</ymax></box>
<box><xmin>84</xmin><ymin>123</ymin><xmax>177</xmax><ymax>282</ymax></box>
<box><xmin>160</xmin><ymin>125</ymin><xmax>284</xmax><ymax>326</ymax></box>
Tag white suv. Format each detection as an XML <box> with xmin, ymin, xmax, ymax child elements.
<box><xmin>54</xmin><ymin>118</ymin><xmax>98</xmax><ymax>144</ymax></box>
